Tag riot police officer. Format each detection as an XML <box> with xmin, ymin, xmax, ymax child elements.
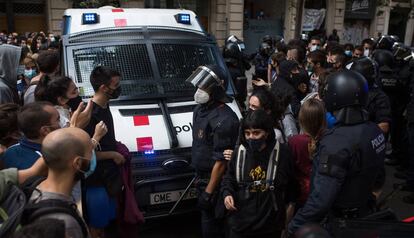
<box><xmin>254</xmin><ymin>42</ymin><xmax>272</xmax><ymax>82</ymax></box>
<box><xmin>288</xmin><ymin>70</ymin><xmax>386</xmax><ymax>235</ymax></box>
<box><xmin>186</xmin><ymin>65</ymin><xmax>240</xmax><ymax>238</ymax></box>
<box><xmin>223</xmin><ymin>36</ymin><xmax>250</xmax><ymax>110</ymax></box>
<box><xmin>349</xmin><ymin>56</ymin><xmax>391</xmax><ymax>134</ymax></box>
<box><xmin>373</xmin><ymin>49</ymin><xmax>409</xmax><ymax>167</ymax></box>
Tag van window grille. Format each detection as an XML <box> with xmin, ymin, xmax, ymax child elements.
<box><xmin>71</xmin><ymin>43</ymin><xmax>217</xmax><ymax>99</ymax></box>
<box><xmin>72</xmin><ymin>44</ymin><xmax>153</xmax><ymax>98</ymax></box>
<box><xmin>153</xmin><ymin>44</ymin><xmax>215</xmax><ymax>80</ymax></box>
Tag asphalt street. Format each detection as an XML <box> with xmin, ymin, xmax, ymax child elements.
<box><xmin>139</xmin><ymin>165</ymin><xmax>414</xmax><ymax>237</ymax></box>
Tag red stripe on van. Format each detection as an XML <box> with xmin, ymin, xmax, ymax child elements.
<box><xmin>136</xmin><ymin>137</ymin><xmax>153</xmax><ymax>151</ymax></box>
<box><xmin>133</xmin><ymin>115</ymin><xmax>149</xmax><ymax>126</ymax></box>
<box><xmin>114</xmin><ymin>19</ymin><xmax>127</xmax><ymax>27</ymax></box>
<box><xmin>112</xmin><ymin>8</ymin><xmax>124</xmax><ymax>12</ymax></box>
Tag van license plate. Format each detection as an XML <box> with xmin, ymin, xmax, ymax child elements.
<box><xmin>150</xmin><ymin>188</ymin><xmax>197</xmax><ymax>205</ymax></box>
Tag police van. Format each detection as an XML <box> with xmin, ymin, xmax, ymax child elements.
<box><xmin>61</xmin><ymin>6</ymin><xmax>242</xmax><ymax>218</ymax></box>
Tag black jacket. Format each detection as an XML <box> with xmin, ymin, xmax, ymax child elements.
<box><xmin>366</xmin><ymin>85</ymin><xmax>391</xmax><ymax>124</ymax></box>
<box><xmin>222</xmin><ymin>137</ymin><xmax>298</xmax><ymax>234</ymax></box>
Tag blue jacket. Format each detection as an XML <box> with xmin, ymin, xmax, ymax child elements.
<box><xmin>1</xmin><ymin>138</ymin><xmax>42</xmax><ymax>169</ymax></box>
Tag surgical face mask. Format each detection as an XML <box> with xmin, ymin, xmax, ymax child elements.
<box><xmin>76</xmin><ymin>150</ymin><xmax>97</xmax><ymax>180</ymax></box>
<box><xmin>310</xmin><ymin>45</ymin><xmax>319</xmax><ymax>52</ymax></box>
<box><xmin>24</xmin><ymin>69</ymin><xmax>36</xmax><ymax>80</ymax></box>
<box><xmin>194</xmin><ymin>88</ymin><xmax>210</xmax><ymax>104</ymax></box>
<box><xmin>246</xmin><ymin>137</ymin><xmax>266</xmax><ymax>152</ymax></box>
<box><xmin>345</xmin><ymin>50</ymin><xmax>352</xmax><ymax>57</ymax></box>
<box><xmin>363</xmin><ymin>49</ymin><xmax>370</xmax><ymax>57</ymax></box>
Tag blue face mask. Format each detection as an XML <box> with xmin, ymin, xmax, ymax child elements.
<box><xmin>80</xmin><ymin>150</ymin><xmax>97</xmax><ymax>178</ymax></box>
<box><xmin>24</xmin><ymin>69</ymin><xmax>37</xmax><ymax>80</ymax></box>
<box><xmin>344</xmin><ymin>50</ymin><xmax>352</xmax><ymax>57</ymax></box>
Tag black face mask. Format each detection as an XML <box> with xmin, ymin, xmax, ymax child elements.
<box><xmin>107</xmin><ymin>86</ymin><xmax>122</xmax><ymax>99</ymax></box>
<box><xmin>246</xmin><ymin>137</ymin><xmax>266</xmax><ymax>152</ymax></box>
<box><xmin>325</xmin><ymin>62</ymin><xmax>333</xmax><ymax>69</ymax></box>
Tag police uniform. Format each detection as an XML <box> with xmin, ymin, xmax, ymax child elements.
<box><xmin>366</xmin><ymin>85</ymin><xmax>391</xmax><ymax>125</ymax></box>
<box><xmin>288</xmin><ymin>122</ymin><xmax>386</xmax><ymax>233</ymax></box>
<box><xmin>187</xmin><ymin>65</ymin><xmax>240</xmax><ymax>238</ymax></box>
<box><xmin>348</xmin><ymin>56</ymin><xmax>392</xmax><ymax>128</ymax></box>
<box><xmin>192</xmin><ymin>102</ymin><xmax>240</xmax><ymax>173</ymax></box>
<box><xmin>288</xmin><ymin>70</ymin><xmax>386</xmax><ymax>235</ymax></box>
<box><xmin>374</xmin><ymin>50</ymin><xmax>409</xmax><ymax>165</ymax></box>
<box><xmin>404</xmin><ymin>59</ymin><xmax>414</xmax><ymax>195</ymax></box>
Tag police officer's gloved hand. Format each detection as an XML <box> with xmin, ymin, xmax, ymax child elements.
<box><xmin>197</xmin><ymin>191</ymin><xmax>213</xmax><ymax>210</ymax></box>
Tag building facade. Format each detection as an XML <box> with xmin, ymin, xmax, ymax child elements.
<box><xmin>2</xmin><ymin>0</ymin><xmax>413</xmax><ymax>47</ymax></box>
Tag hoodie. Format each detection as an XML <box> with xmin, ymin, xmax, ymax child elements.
<box><xmin>0</xmin><ymin>45</ymin><xmax>21</xmax><ymax>103</ymax></box>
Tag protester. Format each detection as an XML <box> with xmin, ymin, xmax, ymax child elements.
<box><xmin>307</xmin><ymin>36</ymin><xmax>322</xmax><ymax>52</ymax></box>
<box><xmin>327</xmin><ymin>29</ymin><xmax>339</xmax><ymax>43</ymax></box>
<box><xmin>362</xmin><ymin>38</ymin><xmax>375</xmax><ymax>57</ymax></box>
<box><xmin>35</xmin><ymin>75</ymin><xmax>80</xmax><ymax>128</ymax></box>
<box><xmin>288</xmin><ymin>99</ymin><xmax>326</xmax><ymax>213</ymax></box>
<box><xmin>12</xmin><ymin>218</ymin><xmax>66</xmax><ymax>238</ymax></box>
<box><xmin>0</xmin><ymin>103</ymin><xmax>20</xmax><ymax>150</ymax></box>
<box><xmin>0</xmin><ymin>44</ymin><xmax>21</xmax><ymax>104</ymax></box>
<box><xmin>353</xmin><ymin>45</ymin><xmax>364</xmax><ymax>58</ymax></box>
<box><xmin>248</xmin><ymin>89</ymin><xmax>297</xmax><ymax>143</ymax></box>
<box><xmin>0</xmin><ymin>102</ymin><xmax>59</xmax><ymax>170</ymax></box>
<box><xmin>271</xmin><ymin>60</ymin><xmax>303</xmax><ymax>118</ymax></box>
<box><xmin>29</xmin><ymin>127</ymin><xmax>93</xmax><ymax>238</ymax></box>
<box><xmin>23</xmin><ymin>50</ymin><xmax>60</xmax><ymax>104</ymax></box>
<box><xmin>83</xmin><ymin>66</ymin><xmax>126</xmax><ymax>238</ymax></box>
<box><xmin>306</xmin><ymin>50</ymin><xmax>326</xmax><ymax>93</ymax></box>
<box><xmin>222</xmin><ymin>109</ymin><xmax>297</xmax><ymax>238</ymax></box>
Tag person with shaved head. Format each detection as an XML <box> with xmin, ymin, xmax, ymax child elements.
<box><xmin>28</xmin><ymin>127</ymin><xmax>95</xmax><ymax>238</ymax></box>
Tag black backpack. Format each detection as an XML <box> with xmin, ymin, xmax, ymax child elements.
<box><xmin>0</xmin><ymin>176</ymin><xmax>88</xmax><ymax>238</ymax></box>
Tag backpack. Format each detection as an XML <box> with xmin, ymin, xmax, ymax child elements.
<box><xmin>235</xmin><ymin>141</ymin><xmax>281</xmax><ymax>211</ymax></box>
<box><xmin>0</xmin><ymin>176</ymin><xmax>88</xmax><ymax>238</ymax></box>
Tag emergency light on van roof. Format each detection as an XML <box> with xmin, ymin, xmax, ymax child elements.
<box><xmin>175</xmin><ymin>13</ymin><xmax>191</xmax><ymax>25</ymax></box>
<box><xmin>82</xmin><ymin>13</ymin><xmax>99</xmax><ymax>24</ymax></box>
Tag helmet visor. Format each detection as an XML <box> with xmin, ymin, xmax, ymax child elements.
<box><xmin>186</xmin><ymin>66</ymin><xmax>222</xmax><ymax>92</ymax></box>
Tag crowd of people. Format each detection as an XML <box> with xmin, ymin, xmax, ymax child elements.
<box><xmin>0</xmin><ymin>30</ymin><xmax>142</xmax><ymax>238</ymax></box>
<box><xmin>0</xmin><ymin>27</ymin><xmax>413</xmax><ymax>238</ymax></box>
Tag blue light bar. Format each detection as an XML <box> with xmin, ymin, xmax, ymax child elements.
<box><xmin>144</xmin><ymin>150</ymin><xmax>155</xmax><ymax>155</ymax></box>
<box><xmin>175</xmin><ymin>13</ymin><xmax>191</xmax><ymax>25</ymax></box>
<box><xmin>82</xmin><ymin>13</ymin><xmax>99</xmax><ymax>25</ymax></box>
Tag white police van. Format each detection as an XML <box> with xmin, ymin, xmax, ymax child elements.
<box><xmin>61</xmin><ymin>6</ymin><xmax>241</xmax><ymax>218</ymax></box>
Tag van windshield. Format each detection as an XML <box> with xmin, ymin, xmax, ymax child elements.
<box><xmin>71</xmin><ymin>42</ymin><xmax>218</xmax><ymax>101</ymax></box>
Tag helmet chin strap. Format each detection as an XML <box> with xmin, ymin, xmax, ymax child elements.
<box><xmin>333</xmin><ymin>106</ymin><xmax>369</xmax><ymax>125</ymax></box>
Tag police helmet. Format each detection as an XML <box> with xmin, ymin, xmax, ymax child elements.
<box><xmin>372</xmin><ymin>49</ymin><xmax>395</xmax><ymax>70</ymax></box>
<box><xmin>323</xmin><ymin>70</ymin><xmax>369</xmax><ymax>112</ymax></box>
<box><xmin>262</xmin><ymin>35</ymin><xmax>273</xmax><ymax>45</ymax></box>
<box><xmin>259</xmin><ymin>42</ymin><xmax>272</xmax><ymax>56</ymax></box>
<box><xmin>186</xmin><ymin>64</ymin><xmax>226</xmax><ymax>92</ymax></box>
<box><xmin>223</xmin><ymin>42</ymin><xmax>242</xmax><ymax>60</ymax></box>
<box><xmin>392</xmin><ymin>42</ymin><xmax>413</xmax><ymax>61</ymax></box>
<box><xmin>348</xmin><ymin>57</ymin><xmax>378</xmax><ymax>86</ymax></box>
<box><xmin>224</xmin><ymin>35</ymin><xmax>245</xmax><ymax>51</ymax></box>
<box><xmin>375</xmin><ymin>35</ymin><xmax>397</xmax><ymax>51</ymax></box>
